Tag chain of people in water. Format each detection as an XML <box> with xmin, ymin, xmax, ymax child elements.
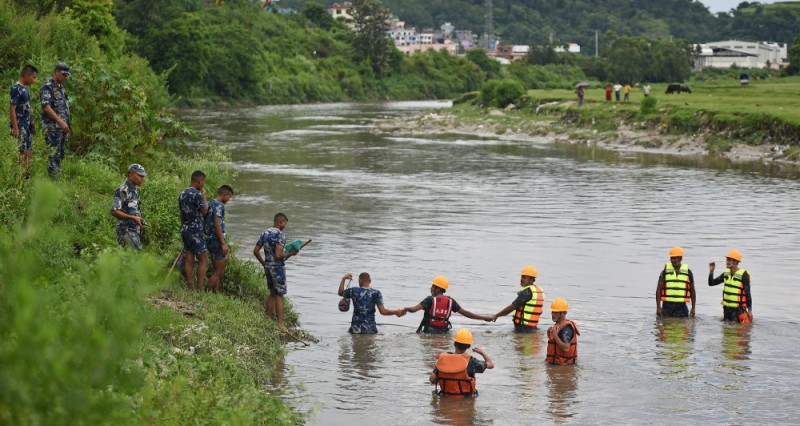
<box><xmin>108</xmin><ymin>165</ymin><xmax>752</xmax><ymax>398</ymax></box>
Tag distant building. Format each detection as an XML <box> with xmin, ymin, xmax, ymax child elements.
<box><xmin>494</xmin><ymin>44</ymin><xmax>530</xmax><ymax>61</ymax></box>
<box><xmin>554</xmin><ymin>43</ymin><xmax>581</xmax><ymax>54</ymax></box>
<box><xmin>329</xmin><ymin>2</ymin><xmax>354</xmax><ymax>27</ymax></box>
<box><xmin>395</xmin><ymin>40</ymin><xmax>458</xmax><ymax>56</ymax></box>
<box><xmin>441</xmin><ymin>22</ymin><xmax>454</xmax><ymax>38</ymax></box>
<box><xmin>695</xmin><ymin>40</ymin><xmax>787</xmax><ymax>69</ymax></box>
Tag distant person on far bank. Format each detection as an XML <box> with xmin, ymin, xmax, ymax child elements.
<box><xmin>253</xmin><ymin>213</ymin><xmax>298</xmax><ymax>325</ymax></box>
<box><xmin>605</xmin><ymin>84</ymin><xmax>613</xmax><ymax>102</ymax></box>
<box><xmin>575</xmin><ymin>86</ymin><xmax>584</xmax><ymax>107</ymax></box>
<box><xmin>613</xmin><ymin>82</ymin><xmax>622</xmax><ymax>102</ymax></box>
<box><xmin>643</xmin><ymin>83</ymin><xmax>651</xmax><ymax>97</ymax></box>
<box><xmin>205</xmin><ymin>185</ymin><xmax>234</xmax><ymax>292</ymax></box>
<box><xmin>179</xmin><ymin>170</ymin><xmax>209</xmax><ymax>289</ymax></box>
<box><xmin>709</xmin><ymin>249</ymin><xmax>752</xmax><ymax>323</ymax></box>
<box><xmin>623</xmin><ymin>83</ymin><xmax>632</xmax><ymax>102</ymax></box>
<box><xmin>656</xmin><ymin>246</ymin><xmax>696</xmax><ymax>318</ymax></box>
<box><xmin>40</xmin><ymin>62</ymin><xmax>71</xmax><ymax>178</ymax></box>
<box><xmin>337</xmin><ymin>272</ymin><xmax>405</xmax><ymax>334</ymax></box>
<box><xmin>111</xmin><ymin>163</ymin><xmax>148</xmax><ymax>250</ymax></box>
<box><xmin>9</xmin><ymin>64</ymin><xmax>38</xmax><ymax>179</ymax></box>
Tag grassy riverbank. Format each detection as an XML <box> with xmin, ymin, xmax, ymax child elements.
<box><xmin>440</xmin><ymin>77</ymin><xmax>800</xmax><ymax>162</ymax></box>
<box><xmin>0</xmin><ymin>127</ymin><xmax>303</xmax><ymax>425</ymax></box>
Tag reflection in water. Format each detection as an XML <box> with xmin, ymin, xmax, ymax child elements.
<box><xmin>337</xmin><ymin>334</ymin><xmax>379</xmax><ymax>391</ymax></box>
<box><xmin>430</xmin><ymin>396</ymin><xmax>477</xmax><ymax>426</ymax></box>
<box><xmin>721</xmin><ymin>322</ymin><xmax>752</xmax><ymax>365</ymax></box>
<box><xmin>654</xmin><ymin>318</ymin><xmax>696</xmax><ymax>377</ymax></box>
<box><xmin>514</xmin><ymin>332</ymin><xmax>545</xmax><ymax>394</ymax></box>
<box><xmin>545</xmin><ymin>364</ymin><xmax>579</xmax><ymax>424</ymax></box>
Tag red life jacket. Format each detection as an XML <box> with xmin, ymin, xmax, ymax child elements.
<box><xmin>434</xmin><ymin>353</ymin><xmax>476</xmax><ymax>397</ymax></box>
<box><xmin>428</xmin><ymin>295</ymin><xmax>453</xmax><ymax>329</ymax></box>
<box><xmin>546</xmin><ymin>320</ymin><xmax>580</xmax><ymax>365</ymax></box>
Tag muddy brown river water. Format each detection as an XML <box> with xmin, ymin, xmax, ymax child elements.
<box><xmin>180</xmin><ymin>101</ymin><xmax>800</xmax><ymax>425</ymax></box>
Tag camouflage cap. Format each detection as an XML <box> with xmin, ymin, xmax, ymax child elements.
<box><xmin>55</xmin><ymin>62</ymin><xmax>71</xmax><ymax>77</ymax></box>
<box><xmin>128</xmin><ymin>163</ymin><xmax>147</xmax><ymax>176</ymax></box>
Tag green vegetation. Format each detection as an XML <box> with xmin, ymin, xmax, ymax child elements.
<box><xmin>458</xmin><ymin>77</ymin><xmax>800</xmax><ymax>156</ymax></box>
<box><xmin>1</xmin><ymin>0</ymin><xmax>302</xmax><ymax>423</ymax></box>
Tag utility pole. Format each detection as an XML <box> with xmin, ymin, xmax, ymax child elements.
<box><xmin>595</xmin><ymin>30</ymin><xmax>599</xmax><ymax>57</ymax></box>
<box><xmin>484</xmin><ymin>0</ymin><xmax>494</xmax><ymax>50</ymax></box>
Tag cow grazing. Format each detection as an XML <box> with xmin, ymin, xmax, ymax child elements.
<box><xmin>665</xmin><ymin>84</ymin><xmax>691</xmax><ymax>94</ymax></box>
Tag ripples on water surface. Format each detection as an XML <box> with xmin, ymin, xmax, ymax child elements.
<box><xmin>180</xmin><ymin>101</ymin><xmax>800</xmax><ymax>424</ymax></box>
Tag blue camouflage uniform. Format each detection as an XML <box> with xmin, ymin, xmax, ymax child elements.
<box><xmin>178</xmin><ymin>187</ymin><xmax>207</xmax><ymax>255</ymax></box>
<box><xmin>40</xmin><ymin>75</ymin><xmax>70</xmax><ymax>177</ymax></box>
<box><xmin>205</xmin><ymin>199</ymin><xmax>226</xmax><ymax>260</ymax></box>
<box><xmin>112</xmin><ymin>180</ymin><xmax>144</xmax><ymax>250</ymax></box>
<box><xmin>255</xmin><ymin>227</ymin><xmax>287</xmax><ymax>295</ymax></box>
<box><xmin>342</xmin><ymin>287</ymin><xmax>385</xmax><ymax>334</ymax></box>
<box><xmin>10</xmin><ymin>82</ymin><xmax>34</xmax><ymax>152</ymax></box>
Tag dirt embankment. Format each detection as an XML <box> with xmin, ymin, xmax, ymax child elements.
<box><xmin>376</xmin><ymin>108</ymin><xmax>795</xmax><ymax>164</ymax></box>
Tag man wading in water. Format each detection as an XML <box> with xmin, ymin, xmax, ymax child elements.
<box><xmin>403</xmin><ymin>276</ymin><xmax>494</xmax><ymax>334</ymax></box>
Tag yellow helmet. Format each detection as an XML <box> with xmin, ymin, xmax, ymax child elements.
<box><xmin>551</xmin><ymin>298</ymin><xmax>569</xmax><ymax>312</ymax></box>
<box><xmin>726</xmin><ymin>249</ymin><xmax>742</xmax><ymax>262</ymax></box>
<box><xmin>669</xmin><ymin>246</ymin><xmax>685</xmax><ymax>257</ymax></box>
<box><xmin>520</xmin><ymin>265</ymin><xmax>538</xmax><ymax>278</ymax></box>
<box><xmin>431</xmin><ymin>275</ymin><xmax>449</xmax><ymax>290</ymax></box>
<box><xmin>454</xmin><ymin>328</ymin><xmax>473</xmax><ymax>345</ymax></box>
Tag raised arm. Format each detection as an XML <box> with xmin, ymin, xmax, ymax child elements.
<box><xmin>472</xmin><ymin>347</ymin><xmax>494</xmax><ymax>369</ymax></box>
<box><xmin>338</xmin><ymin>273</ymin><xmax>352</xmax><ymax>296</ymax></box>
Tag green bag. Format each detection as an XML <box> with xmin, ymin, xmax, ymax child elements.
<box><xmin>284</xmin><ymin>239</ymin><xmax>304</xmax><ymax>254</ymax></box>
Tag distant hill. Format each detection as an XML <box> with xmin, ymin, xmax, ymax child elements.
<box><xmin>295</xmin><ymin>0</ymin><xmax>799</xmax><ymax>46</ymax></box>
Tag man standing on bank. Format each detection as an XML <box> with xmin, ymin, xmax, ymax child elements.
<box><xmin>253</xmin><ymin>213</ymin><xmax>297</xmax><ymax>325</ymax></box>
<box><xmin>111</xmin><ymin>164</ymin><xmax>147</xmax><ymax>250</ymax></box>
<box><xmin>9</xmin><ymin>64</ymin><xmax>38</xmax><ymax>177</ymax></box>
<box><xmin>179</xmin><ymin>170</ymin><xmax>209</xmax><ymax>289</ymax></box>
<box><xmin>491</xmin><ymin>265</ymin><xmax>545</xmax><ymax>332</ymax></box>
<box><xmin>205</xmin><ymin>185</ymin><xmax>233</xmax><ymax>292</ymax></box>
<box><xmin>40</xmin><ymin>62</ymin><xmax>71</xmax><ymax>178</ymax></box>
<box><xmin>709</xmin><ymin>249</ymin><xmax>753</xmax><ymax>323</ymax></box>
<box><xmin>656</xmin><ymin>246</ymin><xmax>696</xmax><ymax>318</ymax></box>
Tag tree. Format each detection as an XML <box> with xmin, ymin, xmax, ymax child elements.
<box><xmin>350</xmin><ymin>0</ymin><xmax>393</xmax><ymax>77</ymax></box>
<box><xmin>787</xmin><ymin>34</ymin><xmax>800</xmax><ymax>75</ymax></box>
<box><xmin>302</xmin><ymin>2</ymin><xmax>336</xmax><ymax>30</ymax></box>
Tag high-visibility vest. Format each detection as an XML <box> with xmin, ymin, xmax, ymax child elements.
<box><xmin>546</xmin><ymin>320</ymin><xmax>580</xmax><ymax>365</ymax></box>
<box><xmin>428</xmin><ymin>295</ymin><xmax>453</xmax><ymax>329</ymax></box>
<box><xmin>722</xmin><ymin>268</ymin><xmax>748</xmax><ymax>308</ymax></box>
<box><xmin>513</xmin><ymin>284</ymin><xmax>545</xmax><ymax>327</ymax></box>
<box><xmin>434</xmin><ymin>353</ymin><xmax>476</xmax><ymax>397</ymax></box>
<box><xmin>661</xmin><ymin>263</ymin><xmax>691</xmax><ymax>303</ymax></box>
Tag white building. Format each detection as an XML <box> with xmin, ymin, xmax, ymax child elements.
<box><xmin>554</xmin><ymin>43</ymin><xmax>581</xmax><ymax>54</ymax></box>
<box><xmin>695</xmin><ymin>40</ymin><xmax>787</xmax><ymax>69</ymax></box>
<box><xmin>329</xmin><ymin>2</ymin><xmax>354</xmax><ymax>27</ymax></box>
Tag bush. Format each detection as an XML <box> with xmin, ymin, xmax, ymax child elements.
<box><xmin>480</xmin><ymin>79</ymin><xmax>526</xmax><ymax>108</ymax></box>
<box><xmin>640</xmin><ymin>95</ymin><xmax>658</xmax><ymax>115</ymax></box>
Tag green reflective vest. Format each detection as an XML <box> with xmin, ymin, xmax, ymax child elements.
<box><xmin>722</xmin><ymin>268</ymin><xmax>748</xmax><ymax>308</ymax></box>
<box><xmin>661</xmin><ymin>263</ymin><xmax>691</xmax><ymax>303</ymax></box>
<box><xmin>513</xmin><ymin>284</ymin><xmax>545</xmax><ymax>327</ymax></box>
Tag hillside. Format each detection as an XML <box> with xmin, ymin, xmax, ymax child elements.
<box><xmin>299</xmin><ymin>0</ymin><xmax>798</xmax><ymax>45</ymax></box>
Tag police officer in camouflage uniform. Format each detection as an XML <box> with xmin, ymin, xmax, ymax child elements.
<box><xmin>111</xmin><ymin>164</ymin><xmax>147</xmax><ymax>250</ymax></box>
<box><xmin>9</xmin><ymin>64</ymin><xmax>39</xmax><ymax>175</ymax></box>
<box><xmin>40</xmin><ymin>62</ymin><xmax>71</xmax><ymax>178</ymax></box>
<box><xmin>179</xmin><ymin>170</ymin><xmax>209</xmax><ymax>289</ymax></box>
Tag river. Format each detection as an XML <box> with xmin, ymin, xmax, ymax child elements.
<box><xmin>180</xmin><ymin>101</ymin><xmax>800</xmax><ymax>425</ymax></box>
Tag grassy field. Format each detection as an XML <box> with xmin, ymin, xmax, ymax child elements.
<box><xmin>526</xmin><ymin>77</ymin><xmax>800</xmax><ymax>128</ymax></box>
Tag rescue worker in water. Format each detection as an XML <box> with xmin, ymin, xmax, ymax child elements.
<box><xmin>403</xmin><ymin>276</ymin><xmax>494</xmax><ymax>334</ymax></box>
<box><xmin>709</xmin><ymin>249</ymin><xmax>753</xmax><ymax>323</ymax></box>
<box><xmin>655</xmin><ymin>246</ymin><xmax>696</xmax><ymax>318</ymax></box>
<box><xmin>429</xmin><ymin>328</ymin><xmax>494</xmax><ymax>397</ymax></box>
<box><xmin>491</xmin><ymin>265</ymin><xmax>545</xmax><ymax>332</ymax></box>
<box><xmin>546</xmin><ymin>298</ymin><xmax>580</xmax><ymax>365</ymax></box>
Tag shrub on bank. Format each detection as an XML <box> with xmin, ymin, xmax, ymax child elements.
<box><xmin>480</xmin><ymin>79</ymin><xmax>527</xmax><ymax>108</ymax></box>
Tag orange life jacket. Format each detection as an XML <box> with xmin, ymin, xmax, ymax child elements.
<box><xmin>428</xmin><ymin>295</ymin><xmax>453</xmax><ymax>329</ymax></box>
<box><xmin>546</xmin><ymin>320</ymin><xmax>580</xmax><ymax>365</ymax></box>
<box><xmin>434</xmin><ymin>353</ymin><xmax>476</xmax><ymax>397</ymax></box>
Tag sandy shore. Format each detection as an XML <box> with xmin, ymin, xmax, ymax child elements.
<box><xmin>375</xmin><ymin>109</ymin><xmax>793</xmax><ymax>164</ymax></box>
